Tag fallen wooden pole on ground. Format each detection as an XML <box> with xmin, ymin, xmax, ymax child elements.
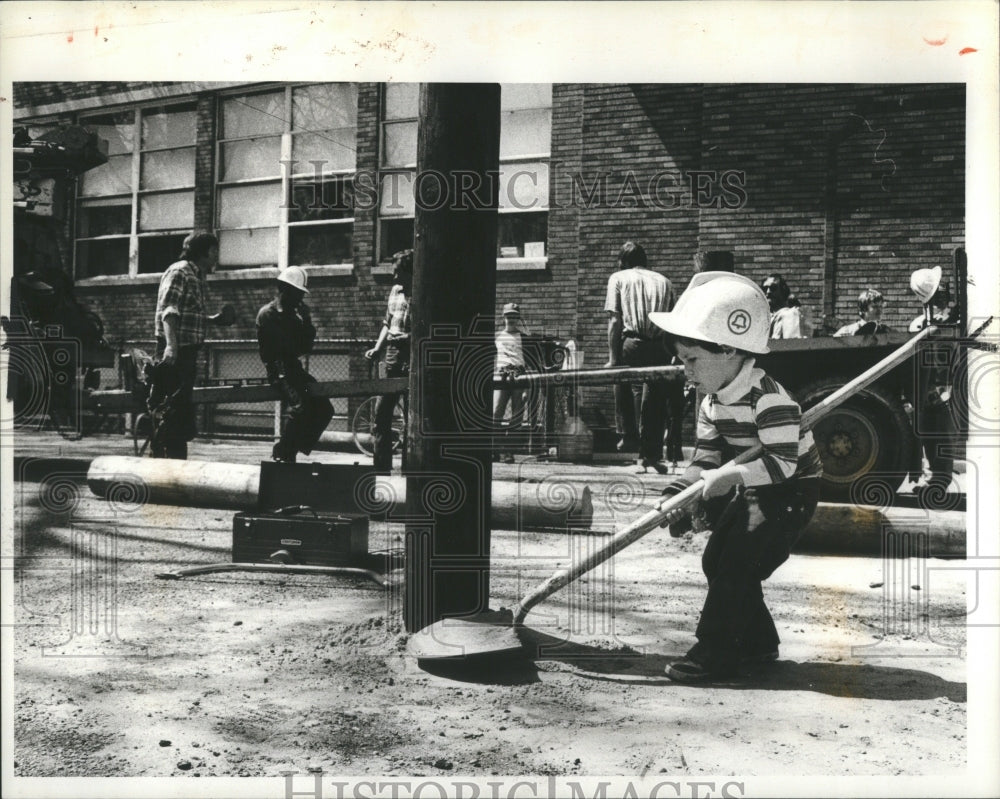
<box><xmin>798</xmin><ymin>502</ymin><xmax>966</xmax><ymax>557</ymax></box>
<box><xmin>86</xmin><ymin>456</ymin><xmax>593</xmax><ymax>532</ymax></box>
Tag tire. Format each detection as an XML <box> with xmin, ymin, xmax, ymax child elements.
<box><xmin>799</xmin><ymin>380</ymin><xmax>916</xmax><ymax>504</ymax></box>
<box><xmin>351</xmin><ymin>396</ymin><xmax>404</xmax><ymax>457</ymax></box>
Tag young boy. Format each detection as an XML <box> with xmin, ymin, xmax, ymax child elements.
<box><xmin>648</xmin><ymin>272</ymin><xmax>824</xmax><ymax>682</ymax></box>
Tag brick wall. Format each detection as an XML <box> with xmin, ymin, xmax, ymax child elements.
<box><xmin>14</xmin><ymin>82</ymin><xmax>965</xmax><ymax>439</ymax></box>
<box><xmin>571</xmin><ymin>84</ymin><xmax>703</xmax><ymax>429</ymax></box>
<box><xmin>562</xmin><ymin>83</ymin><xmax>964</xmax><ymax>431</ymax></box>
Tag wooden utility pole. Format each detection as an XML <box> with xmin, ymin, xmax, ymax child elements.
<box><xmin>404</xmin><ymin>84</ymin><xmax>501</xmax><ymax>633</ymax></box>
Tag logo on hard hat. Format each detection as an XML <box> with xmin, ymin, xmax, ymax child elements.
<box><xmin>727</xmin><ymin>309</ymin><xmax>751</xmax><ymax>335</ymax></box>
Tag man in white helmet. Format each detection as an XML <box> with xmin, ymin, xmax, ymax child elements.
<box><xmin>256</xmin><ymin>265</ymin><xmax>333</xmax><ymax>463</ymax></box>
<box><xmin>649</xmin><ymin>271</ymin><xmax>824</xmax><ymax>682</ymax></box>
<box><xmin>906</xmin><ymin>266</ymin><xmax>960</xmax><ymax>504</ymax></box>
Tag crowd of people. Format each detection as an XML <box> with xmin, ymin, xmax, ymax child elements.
<box><xmin>150</xmin><ymin>231</ymin><xmax>957</xmax><ymax>496</ymax></box>
<box><xmin>145</xmin><ymin>229</ymin><xmax>960</xmax><ymax>683</ymax></box>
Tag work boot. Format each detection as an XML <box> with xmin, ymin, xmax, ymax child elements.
<box><xmin>637</xmin><ymin>458</ymin><xmax>670</xmax><ymax>475</ymax></box>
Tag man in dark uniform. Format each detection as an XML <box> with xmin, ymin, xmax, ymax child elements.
<box><xmin>256</xmin><ymin>266</ymin><xmax>333</xmax><ymax>463</ymax></box>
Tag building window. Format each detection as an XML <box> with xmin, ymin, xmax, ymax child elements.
<box><xmin>216</xmin><ymin>83</ymin><xmax>358</xmax><ymax>270</ymax></box>
<box><xmin>377</xmin><ymin>84</ymin><xmax>552</xmax><ymax>265</ymax></box>
<box><xmin>74</xmin><ymin>104</ymin><xmax>196</xmax><ymax>279</ymax></box>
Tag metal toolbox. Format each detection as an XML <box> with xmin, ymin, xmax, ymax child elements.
<box><xmin>232</xmin><ymin>506</ymin><xmax>369</xmax><ymax>566</ymax></box>
<box><xmin>258</xmin><ymin>461</ymin><xmax>381</xmax><ymax>518</ymax></box>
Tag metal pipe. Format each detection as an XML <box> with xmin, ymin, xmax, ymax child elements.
<box><xmin>500</xmin><ymin>364</ymin><xmax>684</xmax><ymax>388</ymax></box>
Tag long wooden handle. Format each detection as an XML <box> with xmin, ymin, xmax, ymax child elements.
<box><xmin>512</xmin><ymin>325</ymin><xmax>936</xmax><ymax>627</ymax></box>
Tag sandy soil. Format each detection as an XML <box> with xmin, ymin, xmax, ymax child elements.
<box><xmin>9</xmin><ymin>464</ymin><xmax>969</xmax><ymax>786</ymax></box>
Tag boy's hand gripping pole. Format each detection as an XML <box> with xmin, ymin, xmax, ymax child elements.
<box><xmin>511</xmin><ymin>324</ymin><xmax>937</xmax><ymax>628</ymax></box>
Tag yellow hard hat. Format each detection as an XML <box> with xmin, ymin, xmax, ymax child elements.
<box><xmin>649</xmin><ymin>271</ymin><xmax>771</xmax><ymax>354</ymax></box>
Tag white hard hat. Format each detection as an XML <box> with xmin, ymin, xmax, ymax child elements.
<box><xmin>909</xmin><ymin>266</ymin><xmax>942</xmax><ymax>304</ymax></box>
<box><xmin>649</xmin><ymin>271</ymin><xmax>771</xmax><ymax>354</ymax></box>
<box><xmin>277</xmin><ymin>265</ymin><xmax>309</xmax><ymax>294</ymax></box>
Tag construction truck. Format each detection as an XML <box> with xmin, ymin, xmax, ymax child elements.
<box><xmin>4</xmin><ymin>124</ymin><xmax>116</xmax><ymax>437</ymax></box>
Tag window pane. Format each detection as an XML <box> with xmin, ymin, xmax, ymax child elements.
<box><xmin>497</xmin><ymin>212</ymin><xmax>548</xmax><ymax>258</ymax></box>
<box><xmin>499</xmin><ymin>161</ymin><xmax>549</xmax><ymax>210</ymax></box>
<box><xmin>142</xmin><ymin>106</ymin><xmax>196</xmax><ymax>149</ymax></box>
<box><xmin>292</xmin><ymin>84</ymin><xmax>357</xmax><ymax>131</ymax></box>
<box><xmin>291</xmin><ymin>129</ymin><xmax>356</xmax><ymax>172</ymax></box>
<box><xmin>289</xmin><ymin>224</ymin><xmax>353</xmax><ymax>266</ymax></box>
<box><xmin>82</xmin><ymin>111</ymin><xmax>134</xmax><ymax>155</ymax></box>
<box><xmin>78</xmin><ymin>153</ymin><xmax>132</xmax><ymax>196</ymax></box>
<box><xmin>500</xmin><ymin>109</ymin><xmax>552</xmax><ymax>158</ymax></box>
<box><xmin>386</xmin><ymin>83</ymin><xmax>419</xmax><ymax>120</ymax></box>
<box><xmin>290</xmin><ymin>177</ymin><xmax>354</xmax><ymax>222</ymax></box>
<box><xmin>379</xmin><ymin>172</ymin><xmax>415</xmax><ymax>216</ymax></box>
<box><xmin>75</xmin><ymin>238</ymin><xmax>129</xmax><ymax>279</ymax></box>
<box><xmin>140</xmin><ymin>191</ymin><xmax>194</xmax><ymax>231</ymax></box>
<box><xmin>138</xmin><ymin>233</ymin><xmax>188</xmax><ymax>274</ymax></box>
<box><xmin>141</xmin><ymin>148</ymin><xmax>195</xmax><ymax>190</ymax></box>
<box><xmin>379</xmin><ymin>218</ymin><xmax>414</xmax><ymax>262</ymax></box>
<box><xmin>383</xmin><ymin>121</ymin><xmax>417</xmax><ymax>168</ymax></box>
<box><xmin>219</xmin><ymin>183</ymin><xmax>282</xmax><ymax>228</ymax></box>
<box><xmin>76</xmin><ymin>197</ymin><xmax>131</xmax><ymax>237</ymax></box>
<box><xmin>220</xmin><ymin>137</ymin><xmax>282</xmax><ymax>181</ymax></box>
<box><xmin>501</xmin><ymin>84</ymin><xmax>552</xmax><ymax>111</ymax></box>
<box><xmin>223</xmin><ymin>91</ymin><xmax>285</xmax><ymax>138</ymax></box>
<box><xmin>218</xmin><ymin>228</ymin><xmax>279</xmax><ymax>268</ymax></box>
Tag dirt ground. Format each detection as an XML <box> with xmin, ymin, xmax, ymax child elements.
<box><xmin>7</xmin><ymin>440</ymin><xmax>971</xmax><ymax>793</ymax></box>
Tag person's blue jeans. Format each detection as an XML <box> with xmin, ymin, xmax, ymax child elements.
<box><xmin>374</xmin><ymin>341</ymin><xmax>408</xmax><ymax>473</ymax></box>
<box><xmin>688</xmin><ymin>477</ymin><xmax>821</xmax><ymax>668</ymax></box>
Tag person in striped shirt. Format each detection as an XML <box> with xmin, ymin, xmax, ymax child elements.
<box><xmin>648</xmin><ymin>271</ymin><xmax>823</xmax><ymax>683</ymax></box>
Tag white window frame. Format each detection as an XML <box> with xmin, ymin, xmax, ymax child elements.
<box><xmin>376</xmin><ymin>83</ymin><xmax>551</xmax><ymax>272</ymax></box>
<box><xmin>73</xmin><ymin>100</ymin><xmax>197</xmax><ymax>282</ymax></box>
<box><xmin>215</xmin><ymin>83</ymin><xmax>358</xmax><ymax>273</ymax></box>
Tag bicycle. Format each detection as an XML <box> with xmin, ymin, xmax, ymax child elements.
<box><xmin>351</xmin><ymin>355</ymin><xmax>406</xmax><ymax>457</ymax></box>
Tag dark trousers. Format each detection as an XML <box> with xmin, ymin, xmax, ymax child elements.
<box><xmin>614</xmin><ymin>336</ymin><xmax>668</xmax><ymax>462</ymax></box>
<box><xmin>273</xmin><ymin>374</ymin><xmax>334</xmax><ymax>460</ymax></box>
<box><xmin>915</xmin><ymin>341</ymin><xmax>957</xmax><ymax>488</ymax></box>
<box><xmin>374</xmin><ymin>341</ymin><xmax>408</xmax><ymax>473</ymax></box>
<box><xmin>148</xmin><ymin>342</ymin><xmax>199</xmax><ymax>460</ymax></box>
<box><xmin>688</xmin><ymin>477</ymin><xmax>821</xmax><ymax>668</ymax></box>
<box><xmin>664</xmin><ymin>377</ymin><xmax>687</xmax><ymax>463</ymax></box>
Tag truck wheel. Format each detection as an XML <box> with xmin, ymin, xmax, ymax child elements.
<box><xmin>800</xmin><ymin>381</ymin><xmax>915</xmax><ymax>504</ymax></box>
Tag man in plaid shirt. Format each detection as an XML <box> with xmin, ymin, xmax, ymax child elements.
<box><xmin>149</xmin><ymin>232</ymin><xmax>218</xmax><ymax>459</ymax></box>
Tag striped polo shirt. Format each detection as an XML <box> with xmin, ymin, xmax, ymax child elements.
<box><xmin>690</xmin><ymin>359</ymin><xmax>823</xmax><ymax>487</ymax></box>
